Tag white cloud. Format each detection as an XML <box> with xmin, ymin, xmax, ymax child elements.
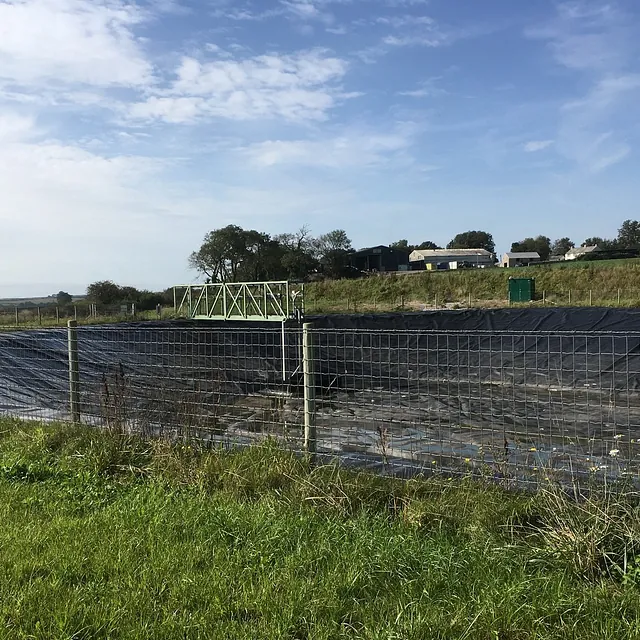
<box><xmin>244</xmin><ymin>125</ymin><xmax>417</xmax><ymax>168</ymax></box>
<box><xmin>0</xmin><ymin>110</ymin><xmax>205</xmax><ymax>293</ymax></box>
<box><xmin>129</xmin><ymin>49</ymin><xmax>349</xmax><ymax>123</ymax></box>
<box><xmin>0</xmin><ymin>0</ymin><xmax>153</xmax><ymax>88</ymax></box>
<box><xmin>524</xmin><ymin>140</ymin><xmax>554</xmax><ymax>152</ymax></box>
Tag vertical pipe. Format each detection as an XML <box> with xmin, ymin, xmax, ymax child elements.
<box><xmin>468</xmin><ymin>292</ymin><xmax>472</xmax><ymax>308</ymax></box>
<box><xmin>589</xmin><ymin>290</ymin><xmax>593</xmax><ymax>306</ymax></box>
<box><xmin>14</xmin><ymin>306</ymin><xmax>18</xmax><ymax>326</ymax></box>
<box><xmin>543</xmin><ymin>290</ymin><xmax>546</xmax><ymax>305</ymax></box>
<box><xmin>302</xmin><ymin>322</ymin><xmax>316</xmax><ymax>461</ymax></box>
<box><xmin>37</xmin><ymin>306</ymin><xmax>41</xmax><ymax>325</ymax></box>
<box><xmin>56</xmin><ymin>306</ymin><xmax>60</xmax><ymax>325</ymax></box>
<box><xmin>67</xmin><ymin>320</ymin><xmax>80</xmax><ymax>424</ymax></box>
<box><xmin>173</xmin><ymin>287</ymin><xmax>177</xmax><ymax>313</ymax></box>
<box><xmin>568</xmin><ymin>290</ymin><xmax>572</xmax><ymax>305</ymax></box>
<box><xmin>281</xmin><ymin>320</ymin><xmax>287</xmax><ymax>382</ymax></box>
<box><xmin>618</xmin><ymin>289</ymin><xmax>621</xmax><ymax>305</ymax></box>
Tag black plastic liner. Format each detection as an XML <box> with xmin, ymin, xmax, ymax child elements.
<box><xmin>1</xmin><ymin>307</ymin><xmax>639</xmax><ymax>484</ymax></box>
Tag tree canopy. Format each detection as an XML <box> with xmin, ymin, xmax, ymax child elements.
<box><xmin>511</xmin><ymin>236</ymin><xmax>552</xmax><ymax>261</ymax></box>
<box><xmin>447</xmin><ymin>231</ymin><xmax>495</xmax><ymax>254</ymax></box>
<box><xmin>189</xmin><ymin>225</ymin><xmax>356</xmax><ymax>283</ymax></box>
<box><xmin>551</xmin><ymin>238</ymin><xmax>574</xmax><ymax>256</ymax></box>
<box><xmin>56</xmin><ymin>291</ymin><xmax>72</xmax><ymax>306</ymax></box>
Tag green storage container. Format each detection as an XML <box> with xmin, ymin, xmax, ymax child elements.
<box><xmin>508</xmin><ymin>278</ymin><xmax>535</xmax><ymax>303</ymax></box>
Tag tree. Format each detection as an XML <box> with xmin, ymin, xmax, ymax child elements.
<box><xmin>447</xmin><ymin>231</ymin><xmax>495</xmax><ymax>254</ymax></box>
<box><xmin>275</xmin><ymin>227</ymin><xmax>319</xmax><ymax>280</ymax></box>
<box><xmin>56</xmin><ymin>291</ymin><xmax>72</xmax><ymax>306</ymax></box>
<box><xmin>551</xmin><ymin>237</ymin><xmax>574</xmax><ymax>256</ymax></box>
<box><xmin>189</xmin><ymin>225</ymin><xmax>286</xmax><ymax>283</ymax></box>
<box><xmin>390</xmin><ymin>239</ymin><xmax>412</xmax><ymax>251</ymax></box>
<box><xmin>511</xmin><ymin>236</ymin><xmax>551</xmax><ymax>261</ymax></box>
<box><xmin>617</xmin><ymin>220</ymin><xmax>640</xmax><ymax>249</ymax></box>
<box><xmin>583</xmin><ymin>236</ymin><xmax>617</xmax><ymax>250</ymax></box>
<box><xmin>315</xmin><ymin>229</ymin><xmax>354</xmax><ymax>279</ymax></box>
<box><xmin>416</xmin><ymin>241</ymin><xmax>441</xmax><ymax>251</ymax></box>
<box><xmin>87</xmin><ymin>281</ymin><xmax>122</xmax><ymax>305</ymax></box>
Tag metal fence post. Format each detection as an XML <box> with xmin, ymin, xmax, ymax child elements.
<box><xmin>281</xmin><ymin>320</ymin><xmax>287</xmax><ymax>382</ymax></box>
<box><xmin>37</xmin><ymin>306</ymin><xmax>41</xmax><ymax>325</ymax></box>
<box><xmin>302</xmin><ymin>322</ymin><xmax>316</xmax><ymax>461</ymax></box>
<box><xmin>74</xmin><ymin>305</ymin><xmax>78</xmax><ymax>321</ymax></box>
<box><xmin>14</xmin><ymin>306</ymin><xmax>18</xmax><ymax>326</ymax></box>
<box><xmin>67</xmin><ymin>320</ymin><xmax>80</xmax><ymax>424</ymax></box>
<box><xmin>56</xmin><ymin>306</ymin><xmax>60</xmax><ymax>325</ymax></box>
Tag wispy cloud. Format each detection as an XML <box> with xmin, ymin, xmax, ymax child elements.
<box><xmin>244</xmin><ymin>123</ymin><xmax>419</xmax><ymax>168</ymax></box>
<box><xmin>527</xmin><ymin>1</ymin><xmax>640</xmax><ymax>173</ymax></box>
<box><xmin>398</xmin><ymin>76</ymin><xmax>448</xmax><ymax>98</ymax></box>
<box><xmin>526</xmin><ymin>2</ymin><xmax>630</xmax><ymax>72</ymax></box>
<box><xmin>128</xmin><ymin>48</ymin><xmax>350</xmax><ymax>123</ymax></box>
<box><xmin>524</xmin><ymin>140</ymin><xmax>554</xmax><ymax>152</ymax></box>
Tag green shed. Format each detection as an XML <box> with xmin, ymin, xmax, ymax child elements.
<box><xmin>508</xmin><ymin>277</ymin><xmax>535</xmax><ymax>303</ymax></box>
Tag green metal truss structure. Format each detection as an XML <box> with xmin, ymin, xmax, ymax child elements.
<box><xmin>173</xmin><ymin>281</ymin><xmax>305</xmax><ymax>322</ymax></box>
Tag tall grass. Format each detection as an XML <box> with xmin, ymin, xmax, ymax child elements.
<box><xmin>1</xmin><ymin>419</ymin><xmax>640</xmax><ymax>638</ymax></box>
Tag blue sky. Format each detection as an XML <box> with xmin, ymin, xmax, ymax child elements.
<box><xmin>1</xmin><ymin>0</ymin><xmax>640</xmax><ymax>296</ymax></box>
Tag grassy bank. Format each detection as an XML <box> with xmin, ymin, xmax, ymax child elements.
<box><xmin>307</xmin><ymin>260</ymin><xmax>640</xmax><ymax>312</ymax></box>
<box><xmin>1</xmin><ymin>419</ymin><xmax>640</xmax><ymax>638</ymax></box>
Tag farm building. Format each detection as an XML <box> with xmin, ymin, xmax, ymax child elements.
<box><xmin>409</xmin><ymin>249</ymin><xmax>495</xmax><ymax>270</ymax></box>
<box><xmin>565</xmin><ymin>245</ymin><xmax>599</xmax><ymax>261</ymax></box>
<box><xmin>350</xmin><ymin>245</ymin><xmax>410</xmax><ymax>273</ymax></box>
<box><xmin>501</xmin><ymin>252</ymin><xmax>541</xmax><ymax>268</ymax></box>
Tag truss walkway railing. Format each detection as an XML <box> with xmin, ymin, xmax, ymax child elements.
<box><xmin>173</xmin><ymin>281</ymin><xmax>304</xmax><ymax>322</ymax></box>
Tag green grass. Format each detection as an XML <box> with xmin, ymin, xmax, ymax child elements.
<box><xmin>307</xmin><ymin>260</ymin><xmax>640</xmax><ymax>312</ymax></box>
<box><xmin>1</xmin><ymin>419</ymin><xmax>640</xmax><ymax>639</ymax></box>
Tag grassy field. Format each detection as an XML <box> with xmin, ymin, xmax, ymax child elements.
<box><xmin>1</xmin><ymin>419</ymin><xmax>640</xmax><ymax>639</ymax></box>
<box><xmin>307</xmin><ymin>259</ymin><xmax>640</xmax><ymax>312</ymax></box>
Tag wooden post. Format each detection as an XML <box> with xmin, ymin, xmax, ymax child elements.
<box><xmin>618</xmin><ymin>289</ymin><xmax>621</xmax><ymax>305</ymax></box>
<box><xmin>589</xmin><ymin>290</ymin><xmax>593</xmax><ymax>306</ymax></box>
<box><xmin>303</xmin><ymin>323</ymin><xmax>316</xmax><ymax>461</ymax></box>
<box><xmin>67</xmin><ymin>320</ymin><xmax>80</xmax><ymax>424</ymax></box>
<box><xmin>568</xmin><ymin>290</ymin><xmax>572</xmax><ymax>305</ymax></box>
<box><xmin>543</xmin><ymin>290</ymin><xmax>546</xmax><ymax>305</ymax></box>
<box><xmin>468</xmin><ymin>292</ymin><xmax>472</xmax><ymax>308</ymax></box>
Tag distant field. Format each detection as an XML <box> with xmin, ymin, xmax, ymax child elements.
<box><xmin>307</xmin><ymin>258</ymin><xmax>640</xmax><ymax>312</ymax></box>
<box><xmin>0</xmin><ymin>295</ymin><xmax>85</xmax><ymax>307</ymax></box>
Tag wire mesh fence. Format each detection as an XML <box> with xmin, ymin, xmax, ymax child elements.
<box><xmin>1</xmin><ymin>323</ymin><xmax>639</xmax><ymax>490</ymax></box>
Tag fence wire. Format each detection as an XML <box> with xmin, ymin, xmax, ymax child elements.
<box><xmin>1</xmin><ymin>324</ymin><xmax>639</xmax><ymax>489</ymax></box>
